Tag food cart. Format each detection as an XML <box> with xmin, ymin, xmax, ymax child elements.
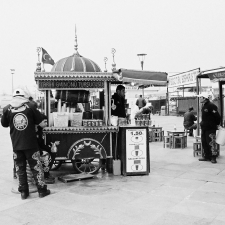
<box><xmin>34</xmin><ymin>47</ymin><xmax>123</xmax><ymax>174</ymax></box>
<box><xmin>34</xmin><ymin>47</ymin><xmax>168</xmax><ymax>175</ymax></box>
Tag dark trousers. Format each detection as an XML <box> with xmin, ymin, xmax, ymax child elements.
<box><xmin>201</xmin><ymin>129</ymin><xmax>218</xmax><ymax>159</ymax></box>
<box><xmin>13</xmin><ymin>148</ymin><xmax>47</xmax><ymax>193</ymax></box>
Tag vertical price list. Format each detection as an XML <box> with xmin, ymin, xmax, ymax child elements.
<box><xmin>126</xmin><ymin>129</ymin><xmax>147</xmax><ymax>173</ymax></box>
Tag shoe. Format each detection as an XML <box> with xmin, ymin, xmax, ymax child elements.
<box><xmin>44</xmin><ymin>177</ymin><xmax>55</xmax><ymax>184</ymax></box>
<box><xmin>198</xmin><ymin>158</ymin><xmax>211</xmax><ymax>161</ymax></box>
<box><xmin>39</xmin><ymin>189</ymin><xmax>51</xmax><ymax>198</ymax></box>
<box><xmin>211</xmin><ymin>158</ymin><xmax>217</xmax><ymax>164</ymax></box>
<box><xmin>21</xmin><ymin>191</ymin><xmax>29</xmax><ymax>200</ymax></box>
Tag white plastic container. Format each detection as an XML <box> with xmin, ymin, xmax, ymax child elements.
<box><xmin>113</xmin><ymin>159</ymin><xmax>121</xmax><ymax>175</ymax></box>
<box><xmin>70</xmin><ymin>112</ymin><xmax>83</xmax><ymax>127</ymax></box>
<box><xmin>216</xmin><ymin>127</ymin><xmax>225</xmax><ymax>146</ymax></box>
<box><xmin>53</xmin><ymin>112</ymin><xmax>68</xmax><ymax>127</ymax></box>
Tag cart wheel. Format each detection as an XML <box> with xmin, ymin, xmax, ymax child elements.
<box><xmin>51</xmin><ymin>160</ymin><xmax>63</xmax><ymax>171</ymax></box>
<box><xmin>71</xmin><ymin>157</ymin><xmax>102</xmax><ymax>174</ymax></box>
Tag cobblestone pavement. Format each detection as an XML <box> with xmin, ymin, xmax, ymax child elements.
<box><xmin>1</xmin><ymin>115</ymin><xmax>225</xmax><ymax>225</ymax></box>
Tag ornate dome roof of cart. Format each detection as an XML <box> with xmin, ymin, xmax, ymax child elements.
<box><xmin>51</xmin><ymin>53</ymin><xmax>102</xmax><ymax>73</ymax></box>
<box><xmin>51</xmin><ymin>26</ymin><xmax>101</xmax><ymax>73</ymax></box>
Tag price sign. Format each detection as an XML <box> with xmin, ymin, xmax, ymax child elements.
<box><xmin>126</xmin><ymin>129</ymin><xmax>147</xmax><ymax>173</ymax></box>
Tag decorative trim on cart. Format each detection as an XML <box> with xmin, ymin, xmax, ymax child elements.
<box><xmin>43</xmin><ymin>126</ymin><xmax>118</xmax><ymax>134</ymax></box>
<box><xmin>67</xmin><ymin>138</ymin><xmax>107</xmax><ymax>160</ymax></box>
<box><xmin>34</xmin><ymin>72</ymin><xmax>117</xmax><ymax>81</ymax></box>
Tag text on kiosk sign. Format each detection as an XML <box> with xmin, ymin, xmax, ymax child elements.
<box><xmin>38</xmin><ymin>80</ymin><xmax>104</xmax><ymax>89</ymax></box>
<box><xmin>168</xmin><ymin>69</ymin><xmax>199</xmax><ymax>88</ymax></box>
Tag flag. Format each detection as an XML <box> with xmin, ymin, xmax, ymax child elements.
<box><xmin>41</xmin><ymin>48</ymin><xmax>55</xmax><ymax>65</ymax></box>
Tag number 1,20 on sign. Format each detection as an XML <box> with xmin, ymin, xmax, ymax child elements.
<box><xmin>130</xmin><ymin>131</ymin><xmax>142</xmax><ymax>136</ymax></box>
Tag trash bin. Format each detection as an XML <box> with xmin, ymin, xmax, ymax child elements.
<box><xmin>160</xmin><ymin>106</ymin><xmax>166</xmax><ymax>116</ymax></box>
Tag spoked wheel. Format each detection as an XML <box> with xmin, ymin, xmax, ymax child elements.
<box><xmin>51</xmin><ymin>160</ymin><xmax>63</xmax><ymax>171</ymax></box>
<box><xmin>72</xmin><ymin>157</ymin><xmax>102</xmax><ymax>174</ymax></box>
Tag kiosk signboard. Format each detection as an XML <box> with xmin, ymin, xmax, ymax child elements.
<box><xmin>168</xmin><ymin>68</ymin><xmax>200</xmax><ymax>88</ymax></box>
<box><xmin>126</xmin><ymin>129</ymin><xmax>147</xmax><ymax>173</ymax></box>
<box><xmin>118</xmin><ymin>126</ymin><xmax>150</xmax><ymax>176</ymax></box>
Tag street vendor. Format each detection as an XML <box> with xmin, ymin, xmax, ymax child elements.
<box><xmin>111</xmin><ymin>84</ymin><xmax>126</xmax><ymax>118</ymax></box>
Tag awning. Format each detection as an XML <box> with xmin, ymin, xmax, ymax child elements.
<box><xmin>199</xmin><ymin>67</ymin><xmax>225</xmax><ymax>82</ymax></box>
<box><xmin>113</xmin><ymin>68</ymin><xmax>168</xmax><ymax>86</ymax></box>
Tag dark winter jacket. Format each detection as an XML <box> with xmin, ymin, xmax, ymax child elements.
<box><xmin>136</xmin><ymin>97</ymin><xmax>146</xmax><ymax>108</ymax></box>
<box><xmin>1</xmin><ymin>96</ymin><xmax>44</xmax><ymax>150</ymax></box>
<box><xmin>200</xmin><ymin>100</ymin><xmax>221</xmax><ymax>130</ymax></box>
<box><xmin>111</xmin><ymin>93</ymin><xmax>126</xmax><ymax>118</ymax></box>
<box><xmin>183</xmin><ymin>111</ymin><xmax>197</xmax><ymax>129</ymax></box>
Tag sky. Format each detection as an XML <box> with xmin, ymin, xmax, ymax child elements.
<box><xmin>1</xmin><ymin>0</ymin><xmax>225</xmax><ymax>96</ymax></box>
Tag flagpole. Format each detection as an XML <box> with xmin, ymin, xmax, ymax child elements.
<box><xmin>42</xmin><ymin>63</ymin><xmax>45</xmax><ymax>72</ymax></box>
<box><xmin>10</xmin><ymin>69</ymin><xmax>15</xmax><ymax>96</ymax></box>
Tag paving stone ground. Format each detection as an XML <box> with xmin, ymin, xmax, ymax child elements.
<box><xmin>1</xmin><ymin>115</ymin><xmax>225</xmax><ymax>225</ymax></box>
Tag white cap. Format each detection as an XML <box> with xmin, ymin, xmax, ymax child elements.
<box><xmin>196</xmin><ymin>93</ymin><xmax>210</xmax><ymax>99</ymax></box>
<box><xmin>13</xmin><ymin>88</ymin><xmax>25</xmax><ymax>97</ymax></box>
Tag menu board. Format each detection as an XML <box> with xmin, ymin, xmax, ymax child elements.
<box><xmin>126</xmin><ymin>129</ymin><xmax>147</xmax><ymax>173</ymax></box>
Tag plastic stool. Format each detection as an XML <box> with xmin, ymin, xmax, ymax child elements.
<box><xmin>173</xmin><ymin>136</ymin><xmax>185</xmax><ymax>148</ymax></box>
<box><xmin>193</xmin><ymin>142</ymin><xmax>201</xmax><ymax>157</ymax></box>
<box><xmin>163</xmin><ymin>136</ymin><xmax>172</xmax><ymax>148</ymax></box>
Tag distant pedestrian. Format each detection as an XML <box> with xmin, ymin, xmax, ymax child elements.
<box><xmin>29</xmin><ymin>96</ymin><xmax>38</xmax><ymax>109</ymax></box>
<box><xmin>183</xmin><ymin>106</ymin><xmax>197</xmax><ymax>136</ymax></box>
<box><xmin>136</xmin><ymin>95</ymin><xmax>146</xmax><ymax>109</ymax></box>
<box><xmin>197</xmin><ymin>93</ymin><xmax>221</xmax><ymax>164</ymax></box>
<box><xmin>1</xmin><ymin>89</ymin><xmax>51</xmax><ymax>199</ymax></box>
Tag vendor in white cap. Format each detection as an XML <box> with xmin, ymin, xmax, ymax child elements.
<box><xmin>197</xmin><ymin>93</ymin><xmax>221</xmax><ymax>163</ymax></box>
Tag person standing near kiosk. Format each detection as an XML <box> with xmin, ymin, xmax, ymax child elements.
<box><xmin>183</xmin><ymin>106</ymin><xmax>197</xmax><ymax>136</ymax></box>
<box><xmin>136</xmin><ymin>95</ymin><xmax>146</xmax><ymax>110</ymax></box>
<box><xmin>1</xmin><ymin>89</ymin><xmax>51</xmax><ymax>199</ymax></box>
<box><xmin>111</xmin><ymin>84</ymin><xmax>126</xmax><ymax>118</ymax></box>
<box><xmin>197</xmin><ymin>93</ymin><xmax>221</xmax><ymax>163</ymax></box>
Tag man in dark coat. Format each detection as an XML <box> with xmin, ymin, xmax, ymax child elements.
<box><xmin>1</xmin><ymin>89</ymin><xmax>51</xmax><ymax>199</ymax></box>
<box><xmin>111</xmin><ymin>85</ymin><xmax>126</xmax><ymax>118</ymax></box>
<box><xmin>136</xmin><ymin>95</ymin><xmax>146</xmax><ymax>109</ymax></box>
<box><xmin>183</xmin><ymin>106</ymin><xmax>197</xmax><ymax>136</ymax></box>
<box><xmin>197</xmin><ymin>93</ymin><xmax>221</xmax><ymax>163</ymax></box>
